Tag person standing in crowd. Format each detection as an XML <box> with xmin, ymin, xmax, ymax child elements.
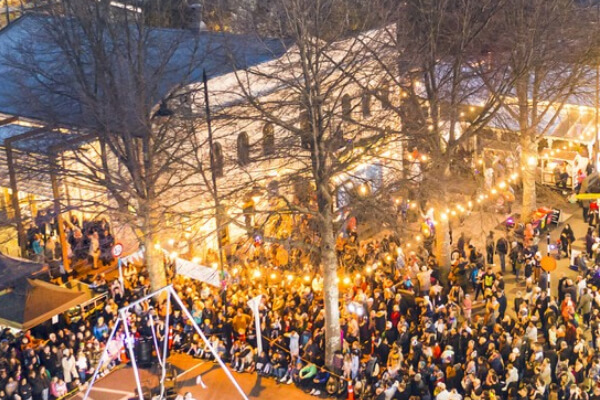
<box><xmin>485</xmin><ymin>231</ymin><xmax>495</xmax><ymax>265</ymax></box>
<box><xmin>560</xmin><ymin>224</ymin><xmax>576</xmax><ymax>259</ymax></box>
<box><xmin>496</xmin><ymin>234</ymin><xmax>508</xmax><ymax>273</ymax></box>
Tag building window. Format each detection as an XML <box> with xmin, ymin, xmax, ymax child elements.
<box><xmin>299</xmin><ymin>111</ymin><xmax>312</xmax><ymax>150</ymax></box>
<box><xmin>213</xmin><ymin>141</ymin><xmax>224</xmax><ymax>177</ymax></box>
<box><xmin>362</xmin><ymin>92</ymin><xmax>371</xmax><ymax>118</ymax></box>
<box><xmin>332</xmin><ymin>125</ymin><xmax>344</xmax><ymax>150</ymax></box>
<box><xmin>263</xmin><ymin>123</ymin><xmax>275</xmax><ymax>156</ymax></box>
<box><xmin>237</xmin><ymin>132</ymin><xmax>250</xmax><ymax>166</ymax></box>
<box><xmin>379</xmin><ymin>87</ymin><xmax>391</xmax><ymax>109</ymax></box>
<box><xmin>342</xmin><ymin>94</ymin><xmax>352</xmax><ymax>120</ymax></box>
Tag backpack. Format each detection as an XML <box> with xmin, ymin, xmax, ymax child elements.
<box><xmin>471</xmin><ymin>267</ymin><xmax>479</xmax><ymax>285</ymax></box>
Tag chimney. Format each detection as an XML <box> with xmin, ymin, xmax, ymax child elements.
<box><xmin>188</xmin><ymin>0</ymin><xmax>207</xmax><ymax>32</ymax></box>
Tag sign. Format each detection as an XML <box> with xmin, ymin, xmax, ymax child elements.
<box><xmin>112</xmin><ymin>243</ymin><xmax>124</xmax><ymax>257</ymax></box>
<box><xmin>176</xmin><ymin>258</ymin><xmax>221</xmax><ymax>287</ymax></box>
<box><xmin>540</xmin><ymin>256</ymin><xmax>557</xmax><ymax>272</ymax></box>
<box><xmin>247</xmin><ymin>295</ymin><xmax>263</xmax><ymax>354</ymax></box>
<box><xmin>550</xmin><ymin>209</ymin><xmax>561</xmax><ymax>225</ymax></box>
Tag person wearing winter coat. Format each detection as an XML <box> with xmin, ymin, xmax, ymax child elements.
<box><xmin>50</xmin><ymin>377</ymin><xmax>67</xmax><ymax>398</ymax></box>
<box><xmin>61</xmin><ymin>349</ymin><xmax>77</xmax><ymax>387</ymax></box>
<box><xmin>18</xmin><ymin>377</ymin><xmax>33</xmax><ymax>400</ymax></box>
<box><xmin>577</xmin><ymin>288</ymin><xmax>593</xmax><ymax>325</ymax></box>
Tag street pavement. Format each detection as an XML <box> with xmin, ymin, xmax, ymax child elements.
<box><xmin>467</xmin><ymin>196</ymin><xmax>584</xmax><ymax>312</ymax></box>
<box><xmin>71</xmin><ymin>353</ymin><xmax>315</xmax><ymax>400</ymax></box>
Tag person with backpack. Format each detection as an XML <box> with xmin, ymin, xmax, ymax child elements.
<box><xmin>496</xmin><ymin>235</ymin><xmax>509</xmax><ymax>272</ymax></box>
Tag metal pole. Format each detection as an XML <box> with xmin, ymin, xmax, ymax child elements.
<box><xmin>159</xmin><ymin>292</ymin><xmax>171</xmax><ymax>399</ymax></box>
<box><xmin>120</xmin><ymin>309</ymin><xmax>145</xmax><ymax>400</ymax></box>
<box><xmin>50</xmin><ymin>155</ymin><xmax>70</xmax><ymax>273</ymax></box>
<box><xmin>82</xmin><ymin>319</ymin><xmax>122</xmax><ymax>400</ymax></box>
<box><xmin>203</xmin><ymin>70</ymin><xmax>226</xmax><ymax>279</ymax></box>
<box><xmin>168</xmin><ymin>286</ymin><xmax>249</xmax><ymax>400</ymax></box>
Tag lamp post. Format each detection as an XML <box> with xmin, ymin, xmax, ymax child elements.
<box><xmin>202</xmin><ymin>70</ymin><xmax>226</xmax><ymax>280</ymax></box>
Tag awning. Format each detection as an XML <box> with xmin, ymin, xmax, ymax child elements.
<box><xmin>539</xmin><ymin>148</ymin><xmax>580</xmax><ymax>162</ymax></box>
<box><xmin>0</xmin><ymin>279</ymin><xmax>87</xmax><ymax>330</ymax></box>
<box><xmin>0</xmin><ymin>254</ymin><xmax>48</xmax><ymax>290</ymax></box>
<box><xmin>544</xmin><ymin>110</ymin><xmax>595</xmax><ymax>145</ymax></box>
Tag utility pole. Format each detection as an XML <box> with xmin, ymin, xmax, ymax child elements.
<box><xmin>202</xmin><ymin>70</ymin><xmax>226</xmax><ymax>279</ymax></box>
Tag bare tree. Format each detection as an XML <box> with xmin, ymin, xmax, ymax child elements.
<box><xmin>490</xmin><ymin>0</ymin><xmax>594</xmax><ymax>215</ymax></box>
<box><xmin>0</xmin><ymin>0</ymin><xmax>278</xmax><ymax>290</ymax></box>
<box><xmin>206</xmin><ymin>0</ymin><xmax>405</xmax><ymax>366</ymax></box>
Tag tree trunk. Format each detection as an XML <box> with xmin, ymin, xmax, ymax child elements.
<box><xmin>142</xmin><ymin>203</ymin><xmax>167</xmax><ymax>292</ymax></box>
<box><xmin>317</xmin><ymin>186</ymin><xmax>341</xmax><ymax>368</ymax></box>
<box><xmin>435</xmin><ymin>213</ymin><xmax>451</xmax><ymax>284</ymax></box>
<box><xmin>520</xmin><ymin>132</ymin><xmax>537</xmax><ymax>217</ymax></box>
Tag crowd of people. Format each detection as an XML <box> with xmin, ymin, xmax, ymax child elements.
<box><xmin>4</xmin><ymin>203</ymin><xmax>600</xmax><ymax>400</ymax></box>
<box><xmin>26</xmin><ymin>211</ymin><xmax>115</xmax><ymax>272</ymax></box>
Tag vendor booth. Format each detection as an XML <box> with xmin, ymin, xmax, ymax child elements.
<box><xmin>0</xmin><ymin>279</ymin><xmax>87</xmax><ymax>330</ymax></box>
<box><xmin>540</xmin><ymin>106</ymin><xmax>594</xmax><ymax>189</ymax></box>
<box><xmin>0</xmin><ymin>253</ymin><xmax>48</xmax><ymax>289</ymax></box>
<box><xmin>540</xmin><ymin>148</ymin><xmax>589</xmax><ymax>191</ymax></box>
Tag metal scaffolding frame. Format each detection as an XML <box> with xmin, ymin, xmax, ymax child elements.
<box><xmin>82</xmin><ymin>284</ymin><xmax>249</xmax><ymax>400</ymax></box>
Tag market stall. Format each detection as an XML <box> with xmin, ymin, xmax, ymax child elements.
<box><xmin>539</xmin><ymin>148</ymin><xmax>589</xmax><ymax>191</ymax></box>
<box><xmin>0</xmin><ymin>279</ymin><xmax>87</xmax><ymax>330</ymax></box>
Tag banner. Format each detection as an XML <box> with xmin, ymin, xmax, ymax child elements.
<box><xmin>119</xmin><ymin>246</ymin><xmax>145</xmax><ymax>265</ymax></box>
<box><xmin>176</xmin><ymin>258</ymin><xmax>221</xmax><ymax>287</ymax></box>
<box><xmin>247</xmin><ymin>295</ymin><xmax>263</xmax><ymax>354</ymax></box>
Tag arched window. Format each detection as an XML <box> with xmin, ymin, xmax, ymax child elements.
<box><xmin>213</xmin><ymin>141</ymin><xmax>224</xmax><ymax>177</ymax></box>
<box><xmin>263</xmin><ymin>123</ymin><xmax>275</xmax><ymax>156</ymax></box>
<box><xmin>332</xmin><ymin>126</ymin><xmax>345</xmax><ymax>150</ymax></box>
<box><xmin>342</xmin><ymin>94</ymin><xmax>352</xmax><ymax>120</ymax></box>
<box><xmin>237</xmin><ymin>132</ymin><xmax>250</xmax><ymax>166</ymax></box>
<box><xmin>379</xmin><ymin>87</ymin><xmax>391</xmax><ymax>109</ymax></box>
<box><xmin>362</xmin><ymin>92</ymin><xmax>371</xmax><ymax>118</ymax></box>
<box><xmin>299</xmin><ymin>111</ymin><xmax>312</xmax><ymax>150</ymax></box>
